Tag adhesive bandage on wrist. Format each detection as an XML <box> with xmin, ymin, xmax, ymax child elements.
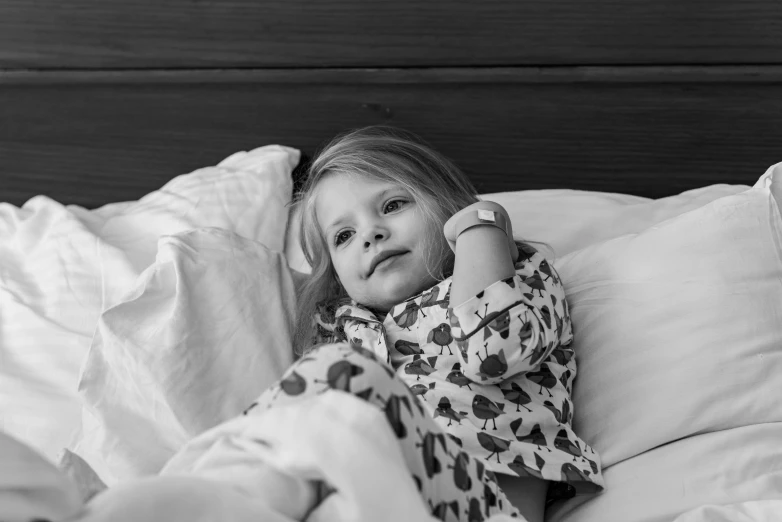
<box><xmin>453</xmin><ymin>209</ymin><xmax>510</xmax><ymax>242</ymax></box>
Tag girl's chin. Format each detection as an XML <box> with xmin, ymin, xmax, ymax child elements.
<box><xmin>352</xmin><ymin>273</ymin><xmax>437</xmax><ymax>312</ymax></box>
<box><xmin>381</xmin><ymin>278</ymin><xmax>434</xmax><ymax>305</ymax></box>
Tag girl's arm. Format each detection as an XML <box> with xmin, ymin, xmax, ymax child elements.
<box><xmin>445</xmin><ymin>203</ymin><xmax>572</xmax><ymax>384</ymax></box>
<box><xmin>449</xmin><ymin>225</ymin><xmax>516</xmax><ymax>306</ymax></box>
<box><xmin>445</xmin><ymin>200</ymin><xmax>518</xmax><ymax>307</ymax></box>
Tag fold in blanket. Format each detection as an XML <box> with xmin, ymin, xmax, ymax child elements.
<box><xmin>85</xmin><ymin>390</ymin><xmax>521</xmax><ymax>521</ymax></box>
<box><xmin>2</xmin><ymin>391</ymin><xmax>517</xmax><ymax>521</ymax></box>
<box><xmin>159</xmin><ymin>390</ymin><xmax>434</xmax><ymax>521</ymax></box>
<box><xmin>8</xmin><ymin>392</ymin><xmax>782</xmax><ymax>521</ymax></box>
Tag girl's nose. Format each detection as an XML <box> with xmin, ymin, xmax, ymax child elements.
<box><xmin>362</xmin><ymin>227</ymin><xmax>387</xmax><ymax>248</ymax></box>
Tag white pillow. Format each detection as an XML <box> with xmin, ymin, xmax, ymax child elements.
<box><xmin>483</xmin><ymin>184</ymin><xmax>746</xmax><ymax>257</ymax></box>
<box><xmin>675</xmin><ymin>500</ymin><xmax>782</xmax><ymax>522</ymax></box>
<box><xmin>72</xmin><ymin>228</ymin><xmax>297</xmax><ymax>485</ymax></box>
<box><xmin>547</xmin><ymin>163</ymin><xmax>782</xmax><ymax>521</ymax></box>
<box><xmin>548</xmin><ymin>422</ymin><xmax>782</xmax><ymax>522</ymax></box>
<box><xmin>284</xmin><ymin>184</ymin><xmax>747</xmax><ymax>272</ymax></box>
<box><xmin>0</xmin><ymin>145</ymin><xmax>298</xmax><ymax>464</ymax></box>
<box><xmin>96</xmin><ymin>146</ymin><xmax>297</xmax><ymax>310</ymax></box>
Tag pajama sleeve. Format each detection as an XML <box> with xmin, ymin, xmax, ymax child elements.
<box><xmin>447</xmin><ymin>251</ymin><xmax>573</xmax><ymax>385</ymax></box>
<box><xmin>313</xmin><ymin>301</ymin><xmax>390</xmax><ymax>364</ymax></box>
<box><xmin>340</xmin><ymin>317</ymin><xmax>389</xmax><ymax>363</ymax></box>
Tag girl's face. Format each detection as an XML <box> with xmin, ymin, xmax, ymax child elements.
<box><xmin>315</xmin><ymin>173</ymin><xmax>440</xmax><ymax>312</ymax></box>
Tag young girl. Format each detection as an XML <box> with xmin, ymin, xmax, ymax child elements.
<box><xmin>249</xmin><ymin>126</ymin><xmax>603</xmax><ymax>522</ymax></box>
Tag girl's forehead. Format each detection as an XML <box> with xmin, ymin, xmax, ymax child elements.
<box><xmin>315</xmin><ymin>173</ymin><xmax>406</xmax><ymax>202</ymax></box>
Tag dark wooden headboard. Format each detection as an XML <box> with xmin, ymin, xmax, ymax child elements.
<box><xmin>2</xmin><ymin>0</ymin><xmax>782</xmax><ymax>207</ymax></box>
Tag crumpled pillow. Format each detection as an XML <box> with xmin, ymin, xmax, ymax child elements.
<box><xmin>0</xmin><ymin>144</ymin><xmax>297</xmax><ymax>464</ymax></box>
<box><xmin>71</xmin><ymin>228</ymin><xmax>297</xmax><ymax>485</ymax></box>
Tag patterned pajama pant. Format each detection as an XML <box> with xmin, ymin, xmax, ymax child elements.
<box><xmin>246</xmin><ymin>343</ymin><xmax>521</xmax><ymax>522</ymax></box>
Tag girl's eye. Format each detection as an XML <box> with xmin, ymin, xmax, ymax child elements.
<box><xmin>334</xmin><ymin>230</ymin><xmax>352</xmax><ymax>246</ymax></box>
<box><xmin>384</xmin><ymin>199</ymin><xmax>407</xmax><ymax>213</ymax></box>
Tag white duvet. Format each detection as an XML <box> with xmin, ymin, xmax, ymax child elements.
<box><xmin>3</xmin><ymin>403</ymin><xmax>781</xmax><ymax>522</ymax></box>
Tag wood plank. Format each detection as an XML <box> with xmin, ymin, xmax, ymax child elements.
<box><xmin>2</xmin><ymin>0</ymin><xmax>782</xmax><ymax>68</ymax></box>
<box><xmin>1</xmin><ymin>69</ymin><xmax>780</xmax><ymax>207</ymax></box>
<box><xmin>5</xmin><ymin>66</ymin><xmax>782</xmax><ymax>85</ymax></box>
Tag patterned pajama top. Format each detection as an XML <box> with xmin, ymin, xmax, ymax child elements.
<box><xmin>314</xmin><ymin>246</ymin><xmax>604</xmax><ymax>498</ymax></box>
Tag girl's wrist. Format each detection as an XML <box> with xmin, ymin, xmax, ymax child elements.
<box><xmin>453</xmin><ymin>225</ymin><xmax>512</xmax><ymax>259</ymax></box>
<box><xmin>454</xmin><ymin>209</ymin><xmax>509</xmax><ymax>241</ymax></box>
<box><xmin>445</xmin><ymin>202</ymin><xmax>519</xmax><ymax>262</ymax></box>
<box><xmin>454</xmin><ymin>225</ymin><xmax>517</xmax><ymax>265</ymax></box>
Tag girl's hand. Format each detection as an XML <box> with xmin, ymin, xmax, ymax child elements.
<box><xmin>443</xmin><ymin>201</ymin><xmax>519</xmax><ymax>263</ymax></box>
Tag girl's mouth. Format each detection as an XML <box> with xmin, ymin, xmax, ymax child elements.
<box><xmin>370</xmin><ymin>252</ymin><xmax>407</xmax><ymax>275</ymax></box>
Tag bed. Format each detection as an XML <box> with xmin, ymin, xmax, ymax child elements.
<box><xmin>2</xmin><ymin>1</ymin><xmax>782</xmax><ymax>521</ymax></box>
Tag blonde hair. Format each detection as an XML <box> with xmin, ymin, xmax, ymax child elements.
<box><xmin>291</xmin><ymin>125</ymin><xmax>539</xmax><ymax>356</ymax></box>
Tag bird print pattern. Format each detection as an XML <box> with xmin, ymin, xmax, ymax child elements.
<box><xmin>249</xmin><ymin>343</ymin><xmax>522</xmax><ymax>521</ymax></box>
<box><xmin>313</xmin><ymin>247</ymin><xmax>604</xmax><ymax>501</ymax></box>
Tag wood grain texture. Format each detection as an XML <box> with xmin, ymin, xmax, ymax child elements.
<box><xmin>5</xmin><ymin>66</ymin><xmax>782</xmax><ymax>85</ymax></box>
<box><xmin>2</xmin><ymin>0</ymin><xmax>782</xmax><ymax>68</ymax></box>
<box><xmin>2</xmin><ymin>68</ymin><xmax>780</xmax><ymax>207</ymax></box>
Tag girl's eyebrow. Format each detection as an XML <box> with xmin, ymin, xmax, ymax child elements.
<box><xmin>325</xmin><ymin>187</ymin><xmax>401</xmax><ymax>233</ymax></box>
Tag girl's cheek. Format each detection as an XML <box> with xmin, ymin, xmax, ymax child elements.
<box><xmin>333</xmin><ymin>258</ymin><xmax>347</xmax><ymax>280</ymax></box>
